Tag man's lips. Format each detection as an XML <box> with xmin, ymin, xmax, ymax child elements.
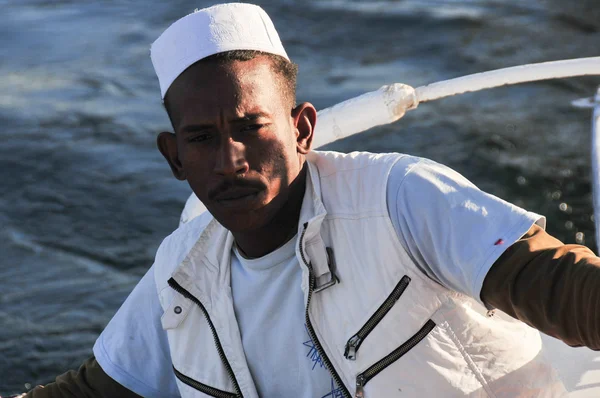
<box><xmin>212</xmin><ymin>187</ymin><xmax>262</xmax><ymax>202</ymax></box>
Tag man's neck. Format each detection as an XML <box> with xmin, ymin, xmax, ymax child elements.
<box><xmin>233</xmin><ymin>165</ymin><xmax>307</xmax><ymax>258</ymax></box>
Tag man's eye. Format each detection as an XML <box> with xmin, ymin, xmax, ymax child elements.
<box><xmin>241</xmin><ymin>124</ymin><xmax>264</xmax><ymax>132</ymax></box>
<box><xmin>188</xmin><ymin>133</ymin><xmax>212</xmax><ymax>142</ymax></box>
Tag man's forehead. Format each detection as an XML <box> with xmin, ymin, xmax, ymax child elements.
<box><xmin>168</xmin><ymin>77</ymin><xmax>279</xmax><ymax>128</ymax></box>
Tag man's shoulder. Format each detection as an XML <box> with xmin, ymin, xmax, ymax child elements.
<box><xmin>153</xmin><ymin>211</ymin><xmax>214</xmax><ymax>286</ymax></box>
<box><xmin>158</xmin><ymin>211</ymin><xmax>213</xmax><ymax>259</ymax></box>
<box><xmin>309</xmin><ymin>150</ymin><xmax>421</xmax><ymax>216</ymax></box>
<box><xmin>309</xmin><ymin>150</ymin><xmax>432</xmax><ymax>189</ymax></box>
<box><xmin>309</xmin><ymin>150</ymin><xmax>409</xmax><ymax>174</ymax></box>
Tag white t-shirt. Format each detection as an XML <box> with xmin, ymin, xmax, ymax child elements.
<box><xmin>230</xmin><ymin>238</ymin><xmax>339</xmax><ymax>397</ymax></box>
<box><xmin>93</xmin><ymin>156</ymin><xmax>541</xmax><ymax>397</ymax></box>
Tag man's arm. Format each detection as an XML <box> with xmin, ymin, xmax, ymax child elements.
<box><xmin>22</xmin><ymin>356</ymin><xmax>140</xmax><ymax>398</ymax></box>
<box><xmin>386</xmin><ymin>156</ymin><xmax>600</xmax><ymax>350</ymax></box>
<box><xmin>482</xmin><ymin>224</ymin><xmax>600</xmax><ymax>350</ymax></box>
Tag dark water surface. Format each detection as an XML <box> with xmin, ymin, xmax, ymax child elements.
<box><xmin>1</xmin><ymin>0</ymin><xmax>599</xmax><ymax>394</ymax></box>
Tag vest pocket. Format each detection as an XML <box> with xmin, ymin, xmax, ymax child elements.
<box><xmin>173</xmin><ymin>366</ymin><xmax>239</xmax><ymax>398</ymax></box>
<box><xmin>344</xmin><ymin>275</ymin><xmax>411</xmax><ymax>360</ymax></box>
<box><xmin>354</xmin><ymin>320</ymin><xmax>436</xmax><ymax>398</ymax></box>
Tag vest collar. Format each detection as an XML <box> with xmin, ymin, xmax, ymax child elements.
<box><xmin>170</xmin><ymin>153</ymin><xmax>332</xmax><ymax>297</ymax></box>
<box><xmin>296</xmin><ymin>155</ymin><xmax>332</xmax><ymax>284</ymax></box>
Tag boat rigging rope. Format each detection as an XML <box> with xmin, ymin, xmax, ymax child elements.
<box><xmin>313</xmin><ymin>56</ymin><xmax>600</xmax><ymax>147</ymax></box>
<box><xmin>416</xmin><ymin>57</ymin><xmax>600</xmax><ymax>102</ymax></box>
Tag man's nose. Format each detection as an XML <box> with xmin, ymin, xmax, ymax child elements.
<box><xmin>214</xmin><ymin>136</ymin><xmax>249</xmax><ymax>176</ymax></box>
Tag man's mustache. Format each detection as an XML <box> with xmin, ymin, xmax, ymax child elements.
<box><xmin>207</xmin><ymin>178</ymin><xmax>266</xmax><ymax>200</ymax></box>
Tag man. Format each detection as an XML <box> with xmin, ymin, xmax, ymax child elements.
<box><xmin>17</xmin><ymin>3</ymin><xmax>600</xmax><ymax>397</ymax></box>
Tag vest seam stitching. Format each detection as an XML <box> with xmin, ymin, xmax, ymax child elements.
<box><xmin>443</xmin><ymin>319</ymin><xmax>497</xmax><ymax>398</ymax></box>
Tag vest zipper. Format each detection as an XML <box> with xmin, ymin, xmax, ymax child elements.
<box><xmin>354</xmin><ymin>319</ymin><xmax>436</xmax><ymax>398</ymax></box>
<box><xmin>344</xmin><ymin>275</ymin><xmax>411</xmax><ymax>361</ymax></box>
<box><xmin>168</xmin><ymin>278</ymin><xmax>243</xmax><ymax>398</ymax></box>
<box><xmin>299</xmin><ymin>222</ymin><xmax>352</xmax><ymax>398</ymax></box>
<box><xmin>173</xmin><ymin>366</ymin><xmax>239</xmax><ymax>398</ymax></box>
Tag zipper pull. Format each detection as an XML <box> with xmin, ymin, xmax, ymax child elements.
<box><xmin>355</xmin><ymin>374</ymin><xmax>366</xmax><ymax>398</ymax></box>
<box><xmin>344</xmin><ymin>335</ymin><xmax>362</xmax><ymax>360</ymax></box>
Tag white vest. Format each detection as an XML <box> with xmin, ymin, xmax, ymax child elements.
<box><xmin>153</xmin><ymin>151</ymin><xmax>566</xmax><ymax>398</ymax></box>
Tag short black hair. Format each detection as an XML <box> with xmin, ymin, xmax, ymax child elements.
<box><xmin>163</xmin><ymin>50</ymin><xmax>298</xmax><ymax>127</ymax></box>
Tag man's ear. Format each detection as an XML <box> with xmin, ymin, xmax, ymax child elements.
<box><xmin>292</xmin><ymin>102</ymin><xmax>317</xmax><ymax>154</ymax></box>
<box><xmin>157</xmin><ymin>132</ymin><xmax>186</xmax><ymax>181</ymax></box>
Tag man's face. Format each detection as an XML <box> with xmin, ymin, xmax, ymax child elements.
<box><xmin>160</xmin><ymin>56</ymin><xmax>309</xmax><ymax>232</ymax></box>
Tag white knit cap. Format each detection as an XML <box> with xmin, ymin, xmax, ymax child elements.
<box><xmin>150</xmin><ymin>3</ymin><xmax>289</xmax><ymax>99</ymax></box>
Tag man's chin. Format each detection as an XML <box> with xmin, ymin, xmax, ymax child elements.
<box><xmin>208</xmin><ymin>198</ymin><xmax>274</xmax><ymax>232</ymax></box>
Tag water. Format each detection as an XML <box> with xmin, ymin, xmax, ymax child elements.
<box><xmin>1</xmin><ymin>0</ymin><xmax>599</xmax><ymax>394</ymax></box>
